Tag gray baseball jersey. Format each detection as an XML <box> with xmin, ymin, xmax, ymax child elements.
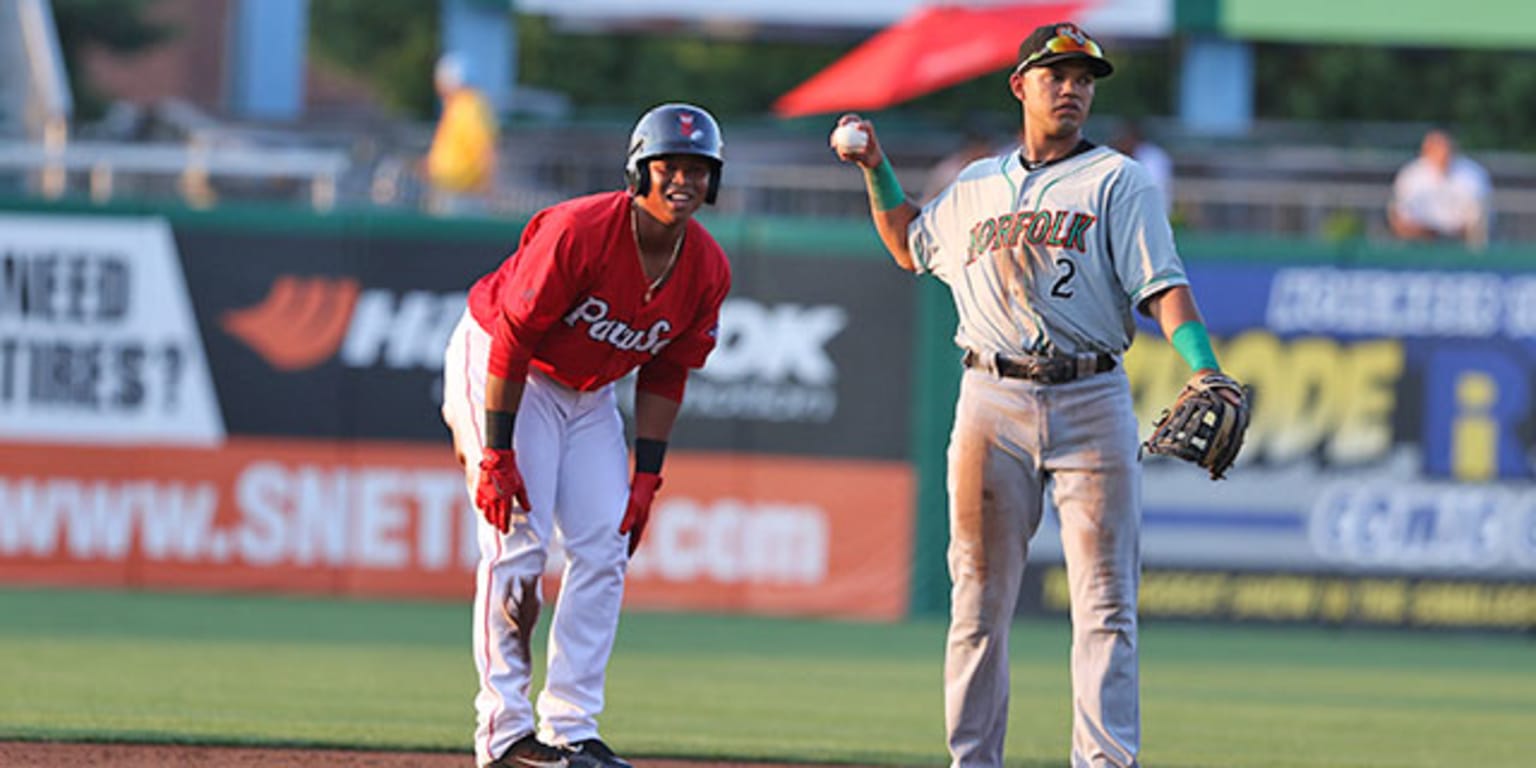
<box><xmin>909</xmin><ymin>144</ymin><xmax>1187</xmax><ymax>358</ymax></box>
<box><xmin>910</xmin><ymin>142</ymin><xmax>1181</xmax><ymax>768</ymax></box>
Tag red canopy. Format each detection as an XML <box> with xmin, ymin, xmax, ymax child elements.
<box><xmin>772</xmin><ymin>1</ymin><xmax>1086</xmax><ymax>118</ymax></box>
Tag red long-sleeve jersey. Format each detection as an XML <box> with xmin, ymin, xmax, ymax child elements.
<box><xmin>467</xmin><ymin>190</ymin><xmax>731</xmax><ymax>400</ymax></box>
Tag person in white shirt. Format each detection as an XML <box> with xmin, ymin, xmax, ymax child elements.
<box><xmin>1111</xmin><ymin>120</ymin><xmax>1173</xmax><ymax>214</ymax></box>
<box><xmin>1389</xmin><ymin>129</ymin><xmax>1492</xmax><ymax>249</ymax></box>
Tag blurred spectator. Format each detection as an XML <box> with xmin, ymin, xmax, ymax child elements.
<box><xmin>420</xmin><ymin>53</ymin><xmax>499</xmax><ymax>216</ymax></box>
<box><xmin>1110</xmin><ymin>120</ymin><xmax>1172</xmax><ymax>213</ymax></box>
<box><xmin>1388</xmin><ymin>128</ymin><xmax>1491</xmax><ymax>250</ymax></box>
<box><xmin>922</xmin><ymin>130</ymin><xmax>997</xmax><ymax>204</ymax></box>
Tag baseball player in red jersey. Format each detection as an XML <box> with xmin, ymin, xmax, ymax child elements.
<box><xmin>441</xmin><ymin>103</ymin><xmax>731</xmax><ymax>768</ymax></box>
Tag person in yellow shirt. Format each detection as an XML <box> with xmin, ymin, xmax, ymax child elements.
<box><xmin>423</xmin><ymin>53</ymin><xmax>499</xmax><ymax>216</ymax></box>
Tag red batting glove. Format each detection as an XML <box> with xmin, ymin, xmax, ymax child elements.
<box><xmin>475</xmin><ymin>447</ymin><xmax>530</xmax><ymax>533</ymax></box>
<box><xmin>620</xmin><ymin>472</ymin><xmax>663</xmax><ymax>557</ymax></box>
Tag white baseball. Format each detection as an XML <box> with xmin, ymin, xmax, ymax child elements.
<box><xmin>833</xmin><ymin>123</ymin><xmax>868</xmax><ymax>153</ymax></box>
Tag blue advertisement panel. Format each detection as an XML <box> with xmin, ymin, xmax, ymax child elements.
<box><xmin>1029</xmin><ymin>262</ymin><xmax>1536</xmax><ymax>590</ymax></box>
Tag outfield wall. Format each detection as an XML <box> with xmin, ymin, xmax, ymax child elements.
<box><xmin>0</xmin><ymin>201</ymin><xmax>914</xmax><ymax>620</ymax></box>
<box><xmin>1006</xmin><ymin>243</ymin><xmax>1536</xmax><ymax>631</ymax></box>
<box><xmin>2</xmin><ymin>200</ymin><xmax>1533</xmax><ymax>629</ymax></box>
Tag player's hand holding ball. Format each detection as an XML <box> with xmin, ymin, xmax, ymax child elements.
<box><xmin>620</xmin><ymin>472</ymin><xmax>663</xmax><ymax>557</ymax></box>
<box><xmin>830</xmin><ymin>115</ymin><xmax>878</xmax><ymax>166</ymax></box>
<box><xmin>832</xmin><ymin>123</ymin><xmax>867</xmax><ymax>153</ymax></box>
<box><xmin>476</xmin><ymin>447</ymin><xmax>530</xmax><ymax>533</ymax></box>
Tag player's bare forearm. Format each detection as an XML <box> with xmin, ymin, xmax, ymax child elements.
<box><xmin>854</xmin><ymin>147</ymin><xmax>918</xmax><ymax>271</ymax></box>
<box><xmin>871</xmin><ymin>202</ymin><xmax>920</xmax><ymax>272</ymax></box>
<box><xmin>634</xmin><ymin>390</ymin><xmax>681</xmax><ymax>442</ymax></box>
<box><xmin>485</xmin><ymin>373</ymin><xmax>525</xmax><ymax>418</ymax></box>
<box><xmin>830</xmin><ymin>114</ymin><xmax>919</xmax><ymax>272</ymax></box>
<box><xmin>1145</xmin><ymin>285</ymin><xmax>1205</xmax><ymax>344</ymax></box>
<box><xmin>1146</xmin><ymin>285</ymin><xmax>1235</xmax><ymax>383</ymax></box>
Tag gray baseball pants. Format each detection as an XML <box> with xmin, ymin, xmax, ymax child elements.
<box><xmin>944</xmin><ymin>367</ymin><xmax>1141</xmax><ymax>768</ymax></box>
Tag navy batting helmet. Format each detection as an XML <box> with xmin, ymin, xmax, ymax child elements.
<box><xmin>625</xmin><ymin>103</ymin><xmax>724</xmax><ymax>204</ymax></box>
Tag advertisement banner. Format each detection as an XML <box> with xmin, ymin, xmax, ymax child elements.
<box><xmin>1028</xmin><ymin>263</ymin><xmax>1536</xmax><ymax>587</ymax></box>
<box><xmin>1021</xmin><ymin>565</ymin><xmax>1536</xmax><ymax>631</ymax></box>
<box><xmin>1</xmin><ymin>209</ymin><xmax>916</xmax><ymax>618</ymax></box>
<box><xmin>173</xmin><ymin>224</ymin><xmax>913</xmax><ymax>458</ymax></box>
<box><xmin>0</xmin><ymin>214</ymin><xmax>224</xmax><ymax>446</ymax></box>
<box><xmin>620</xmin><ymin>453</ymin><xmax>913</xmax><ymax>620</ymax></box>
<box><xmin>173</xmin><ymin>227</ymin><xmax>493</xmax><ymax>442</ymax></box>
<box><xmin>0</xmin><ymin>442</ymin><xmax>911</xmax><ymax>618</ymax></box>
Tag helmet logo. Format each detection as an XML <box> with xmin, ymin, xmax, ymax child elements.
<box><xmin>678</xmin><ymin>112</ymin><xmax>702</xmax><ymax>141</ymax></box>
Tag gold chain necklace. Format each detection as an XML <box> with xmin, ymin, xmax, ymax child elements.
<box><xmin>631</xmin><ymin>205</ymin><xmax>683</xmax><ymax>302</ymax></box>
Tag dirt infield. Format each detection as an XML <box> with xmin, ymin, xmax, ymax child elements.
<box><xmin>0</xmin><ymin>741</ymin><xmax>844</xmax><ymax>767</ymax></box>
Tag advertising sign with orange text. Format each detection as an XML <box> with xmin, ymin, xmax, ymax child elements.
<box><xmin>0</xmin><ymin>442</ymin><xmax>913</xmax><ymax>618</ymax></box>
<box><xmin>2</xmin><ymin>210</ymin><xmax>915</xmax><ymax>619</ymax></box>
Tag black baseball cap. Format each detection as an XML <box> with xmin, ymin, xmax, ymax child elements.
<box><xmin>1012</xmin><ymin>22</ymin><xmax>1113</xmax><ymax>78</ymax></box>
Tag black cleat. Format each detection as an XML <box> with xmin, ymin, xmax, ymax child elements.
<box><xmin>491</xmin><ymin>733</ymin><xmax>570</xmax><ymax>768</ymax></box>
<box><xmin>565</xmin><ymin>738</ymin><xmax>634</xmax><ymax>768</ymax></box>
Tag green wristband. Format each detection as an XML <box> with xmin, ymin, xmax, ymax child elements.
<box><xmin>864</xmin><ymin>155</ymin><xmax>906</xmax><ymax>212</ymax></box>
<box><xmin>1171</xmin><ymin>320</ymin><xmax>1220</xmax><ymax>372</ymax></box>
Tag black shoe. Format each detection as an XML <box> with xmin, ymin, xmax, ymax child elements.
<box><xmin>491</xmin><ymin>733</ymin><xmax>570</xmax><ymax>768</ymax></box>
<box><xmin>565</xmin><ymin>738</ymin><xmax>633</xmax><ymax>768</ymax></box>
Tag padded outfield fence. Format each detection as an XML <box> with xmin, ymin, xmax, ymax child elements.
<box><xmin>2</xmin><ymin>198</ymin><xmax>1533</xmax><ymax>630</ymax></box>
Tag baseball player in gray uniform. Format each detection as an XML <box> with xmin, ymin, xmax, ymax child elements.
<box><xmin>832</xmin><ymin>21</ymin><xmax>1240</xmax><ymax>768</ymax></box>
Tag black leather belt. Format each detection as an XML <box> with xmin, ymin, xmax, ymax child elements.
<box><xmin>962</xmin><ymin>348</ymin><xmax>1117</xmax><ymax>384</ymax></box>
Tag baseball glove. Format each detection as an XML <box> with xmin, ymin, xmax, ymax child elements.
<box><xmin>1141</xmin><ymin>371</ymin><xmax>1251</xmax><ymax>480</ymax></box>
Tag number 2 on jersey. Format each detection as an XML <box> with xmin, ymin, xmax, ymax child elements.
<box><xmin>1051</xmin><ymin>257</ymin><xmax>1076</xmax><ymax>298</ymax></box>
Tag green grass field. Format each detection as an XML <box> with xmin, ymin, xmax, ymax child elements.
<box><xmin>0</xmin><ymin>587</ymin><xmax>1531</xmax><ymax>767</ymax></box>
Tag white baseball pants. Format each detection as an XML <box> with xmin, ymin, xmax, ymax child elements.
<box><xmin>944</xmin><ymin>367</ymin><xmax>1141</xmax><ymax>768</ymax></box>
<box><xmin>442</xmin><ymin>309</ymin><xmax>631</xmax><ymax>766</ymax></box>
